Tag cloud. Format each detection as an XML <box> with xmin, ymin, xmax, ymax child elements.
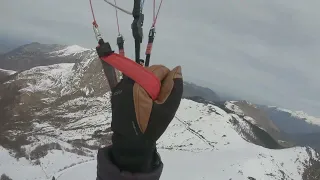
<box><xmin>1</xmin><ymin>0</ymin><xmax>320</xmax><ymax>116</ymax></box>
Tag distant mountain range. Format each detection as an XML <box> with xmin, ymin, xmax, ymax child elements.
<box><xmin>227</xmin><ymin>101</ymin><xmax>320</xmax><ymax>152</ymax></box>
<box><xmin>0</xmin><ymin>36</ymin><xmax>26</xmax><ymax>54</ymax></box>
<box><xmin>257</xmin><ymin>105</ymin><xmax>320</xmax><ymax>151</ymax></box>
<box><xmin>182</xmin><ymin>81</ymin><xmax>220</xmax><ymax>102</ymax></box>
<box><xmin>0</xmin><ymin>42</ymin><xmax>86</xmax><ymax>71</ymax></box>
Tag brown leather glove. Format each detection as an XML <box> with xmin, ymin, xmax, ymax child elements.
<box><xmin>109</xmin><ymin>65</ymin><xmax>183</xmax><ymax>173</ymax></box>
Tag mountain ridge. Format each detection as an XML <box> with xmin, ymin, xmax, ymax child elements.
<box><xmin>0</xmin><ymin>42</ymin><xmax>91</xmax><ymax>71</ymax></box>
<box><xmin>227</xmin><ymin>101</ymin><xmax>320</xmax><ymax>153</ymax></box>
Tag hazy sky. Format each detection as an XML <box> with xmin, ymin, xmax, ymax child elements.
<box><xmin>1</xmin><ymin>0</ymin><xmax>320</xmax><ymax>116</ymax></box>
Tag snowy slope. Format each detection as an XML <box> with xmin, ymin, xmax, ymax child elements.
<box><xmin>55</xmin><ymin>146</ymin><xmax>317</xmax><ymax>180</ymax></box>
<box><xmin>1</xmin><ymin>99</ymin><xmax>319</xmax><ymax>180</ymax></box>
<box><xmin>54</xmin><ymin>98</ymin><xmax>318</xmax><ymax>180</ymax></box>
<box><xmin>0</xmin><ymin>146</ymin><xmax>95</xmax><ymax>180</ymax></box>
<box><xmin>159</xmin><ymin>99</ymin><xmax>319</xmax><ymax>180</ymax></box>
<box><xmin>15</xmin><ymin>63</ymin><xmax>74</xmax><ymax>94</ymax></box>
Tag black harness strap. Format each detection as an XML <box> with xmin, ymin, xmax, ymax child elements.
<box><xmin>117</xmin><ymin>35</ymin><xmax>125</xmax><ymax>56</ymax></box>
<box><xmin>145</xmin><ymin>27</ymin><xmax>155</xmax><ymax>67</ymax></box>
<box><xmin>131</xmin><ymin>0</ymin><xmax>144</xmax><ymax>64</ymax></box>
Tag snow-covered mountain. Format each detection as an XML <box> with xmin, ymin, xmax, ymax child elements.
<box><xmin>0</xmin><ymin>44</ymin><xmax>319</xmax><ymax>180</ymax></box>
<box><xmin>225</xmin><ymin>101</ymin><xmax>320</xmax><ymax>152</ymax></box>
<box><xmin>260</xmin><ymin>105</ymin><xmax>320</xmax><ymax>153</ymax></box>
<box><xmin>0</xmin><ymin>42</ymin><xmax>91</xmax><ymax>71</ymax></box>
<box><xmin>278</xmin><ymin>108</ymin><xmax>320</xmax><ymax>126</ymax></box>
<box><xmin>260</xmin><ymin>105</ymin><xmax>320</xmax><ymax>132</ymax></box>
<box><xmin>0</xmin><ymin>68</ymin><xmax>16</xmax><ymax>76</ymax></box>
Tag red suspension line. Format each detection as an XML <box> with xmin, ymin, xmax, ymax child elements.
<box><xmin>152</xmin><ymin>0</ymin><xmax>164</xmax><ymax>27</ymax></box>
<box><xmin>89</xmin><ymin>0</ymin><xmax>98</xmax><ymax>26</ymax></box>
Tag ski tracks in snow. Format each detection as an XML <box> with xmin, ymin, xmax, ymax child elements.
<box><xmin>174</xmin><ymin>115</ymin><xmax>216</xmax><ymax>149</ymax></box>
<box><xmin>55</xmin><ymin>159</ymin><xmax>96</xmax><ymax>179</ymax></box>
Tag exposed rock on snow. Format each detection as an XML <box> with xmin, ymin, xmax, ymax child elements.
<box><xmin>225</xmin><ymin>101</ymin><xmax>279</xmax><ymax>132</ymax></box>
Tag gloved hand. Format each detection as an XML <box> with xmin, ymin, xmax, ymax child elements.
<box><xmin>110</xmin><ymin>65</ymin><xmax>183</xmax><ymax>173</ymax></box>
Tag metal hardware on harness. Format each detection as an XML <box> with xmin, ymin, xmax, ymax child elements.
<box><xmin>92</xmin><ymin>23</ymin><xmax>102</xmax><ymax>41</ymax></box>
